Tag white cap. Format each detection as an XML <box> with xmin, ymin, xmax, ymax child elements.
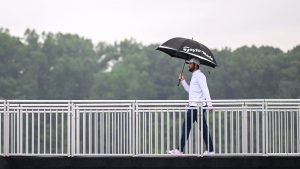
<box><xmin>185</xmin><ymin>58</ymin><xmax>200</xmax><ymax>66</ymax></box>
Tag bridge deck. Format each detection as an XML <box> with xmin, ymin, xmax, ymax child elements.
<box><xmin>1</xmin><ymin>156</ymin><xmax>300</xmax><ymax>169</ymax></box>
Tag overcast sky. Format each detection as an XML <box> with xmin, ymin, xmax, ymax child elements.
<box><xmin>1</xmin><ymin>0</ymin><xmax>299</xmax><ymax>51</ymax></box>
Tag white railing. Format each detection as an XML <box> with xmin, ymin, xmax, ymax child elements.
<box><xmin>0</xmin><ymin>100</ymin><xmax>299</xmax><ymax>157</ymax></box>
<box><xmin>72</xmin><ymin>100</ymin><xmax>135</xmax><ymax>156</ymax></box>
<box><xmin>5</xmin><ymin>100</ymin><xmax>70</xmax><ymax>156</ymax></box>
<box><xmin>0</xmin><ymin>100</ymin><xmax>5</xmax><ymax>156</ymax></box>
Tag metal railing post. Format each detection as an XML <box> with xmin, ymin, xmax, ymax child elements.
<box><xmin>263</xmin><ymin>100</ymin><xmax>268</xmax><ymax>155</ymax></box>
<box><xmin>70</xmin><ymin>101</ymin><xmax>75</xmax><ymax>157</ymax></box>
<box><xmin>200</xmin><ymin>106</ymin><xmax>203</xmax><ymax>156</ymax></box>
<box><xmin>297</xmin><ymin>104</ymin><xmax>300</xmax><ymax>154</ymax></box>
<box><xmin>134</xmin><ymin>101</ymin><xmax>138</xmax><ymax>155</ymax></box>
<box><xmin>242</xmin><ymin>102</ymin><xmax>247</xmax><ymax>154</ymax></box>
<box><xmin>4</xmin><ymin>100</ymin><xmax>9</xmax><ymax>156</ymax></box>
<box><xmin>128</xmin><ymin>101</ymin><xmax>132</xmax><ymax>155</ymax></box>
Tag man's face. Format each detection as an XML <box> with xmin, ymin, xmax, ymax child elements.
<box><xmin>188</xmin><ymin>63</ymin><xmax>196</xmax><ymax>72</ymax></box>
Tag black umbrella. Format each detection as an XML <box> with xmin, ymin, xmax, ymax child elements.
<box><xmin>157</xmin><ymin>37</ymin><xmax>217</xmax><ymax>86</ymax></box>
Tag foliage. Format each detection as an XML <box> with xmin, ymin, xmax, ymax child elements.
<box><xmin>0</xmin><ymin>28</ymin><xmax>300</xmax><ymax>99</ymax></box>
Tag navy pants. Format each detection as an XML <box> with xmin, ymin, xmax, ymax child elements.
<box><xmin>179</xmin><ymin>107</ymin><xmax>214</xmax><ymax>152</ymax></box>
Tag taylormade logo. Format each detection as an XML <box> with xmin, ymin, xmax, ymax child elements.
<box><xmin>183</xmin><ymin>46</ymin><xmax>213</xmax><ymax>61</ymax></box>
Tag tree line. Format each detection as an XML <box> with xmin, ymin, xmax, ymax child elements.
<box><xmin>1</xmin><ymin>28</ymin><xmax>300</xmax><ymax>100</ymax></box>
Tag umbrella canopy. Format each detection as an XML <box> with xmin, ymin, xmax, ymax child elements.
<box><xmin>157</xmin><ymin>37</ymin><xmax>217</xmax><ymax>68</ymax></box>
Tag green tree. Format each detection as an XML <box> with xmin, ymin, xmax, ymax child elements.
<box><xmin>41</xmin><ymin>33</ymin><xmax>96</xmax><ymax>99</ymax></box>
<box><xmin>1</xmin><ymin>27</ymin><xmax>300</xmax><ymax>100</ymax></box>
<box><xmin>0</xmin><ymin>29</ymin><xmax>24</xmax><ymax>99</ymax></box>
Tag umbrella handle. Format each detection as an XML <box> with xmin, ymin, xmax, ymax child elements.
<box><xmin>177</xmin><ymin>61</ymin><xmax>186</xmax><ymax>86</ymax></box>
<box><xmin>177</xmin><ymin>79</ymin><xmax>181</xmax><ymax>86</ymax></box>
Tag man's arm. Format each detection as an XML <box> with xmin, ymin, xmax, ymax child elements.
<box><xmin>179</xmin><ymin>73</ymin><xmax>189</xmax><ymax>93</ymax></box>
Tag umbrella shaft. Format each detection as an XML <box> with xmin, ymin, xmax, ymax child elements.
<box><xmin>177</xmin><ymin>61</ymin><xmax>186</xmax><ymax>86</ymax></box>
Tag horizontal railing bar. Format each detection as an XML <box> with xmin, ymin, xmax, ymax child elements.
<box><xmin>8</xmin><ymin>104</ymin><xmax>69</xmax><ymax>107</ymax></box>
<box><xmin>266</xmin><ymin>154</ymin><xmax>300</xmax><ymax>157</ymax></box>
<box><xmin>267</xmin><ymin>103</ymin><xmax>300</xmax><ymax>105</ymax></box>
<box><xmin>135</xmin><ymin>154</ymin><xmax>199</xmax><ymax>157</ymax></box>
<box><xmin>74</xmin><ymin>107</ymin><xmax>133</xmax><ymax>110</ymax></box>
<box><xmin>78</xmin><ymin>110</ymin><xmax>131</xmax><ymax>113</ymax></box>
<box><xmin>73</xmin><ymin>154</ymin><xmax>133</xmax><ymax>156</ymax></box>
<box><xmin>137</xmin><ymin>111</ymin><xmax>186</xmax><ymax>113</ymax></box>
<box><xmin>7</xmin><ymin>100</ymin><xmax>70</xmax><ymax>102</ymax></box>
<box><xmin>137</xmin><ymin>107</ymin><xmax>189</xmax><ymax>110</ymax></box>
<box><xmin>136</xmin><ymin>108</ymin><xmax>261</xmax><ymax>111</ymax></box>
<box><xmin>8</xmin><ymin>154</ymin><xmax>69</xmax><ymax>157</ymax></box>
<box><xmin>74</xmin><ymin>104</ymin><xmax>134</xmax><ymax>106</ymax></box>
<box><xmin>137</xmin><ymin>103</ymin><xmax>264</xmax><ymax>106</ymax></box>
<box><xmin>9</xmin><ymin>106</ymin><xmax>69</xmax><ymax>109</ymax></box>
<box><xmin>265</xmin><ymin>99</ymin><xmax>300</xmax><ymax>102</ymax></box>
<box><xmin>136</xmin><ymin>99</ymin><xmax>265</xmax><ymax>103</ymax></box>
<box><xmin>137</xmin><ymin>103</ymin><xmax>188</xmax><ymax>106</ymax></box>
<box><xmin>266</xmin><ymin>108</ymin><xmax>299</xmax><ymax>110</ymax></box>
<box><xmin>204</xmin><ymin>107</ymin><xmax>262</xmax><ymax>110</ymax></box>
<box><xmin>204</xmin><ymin>154</ymin><xmax>266</xmax><ymax>157</ymax></box>
<box><xmin>72</xmin><ymin>100</ymin><xmax>136</xmax><ymax>103</ymax></box>
<box><xmin>5</xmin><ymin>99</ymin><xmax>300</xmax><ymax>102</ymax></box>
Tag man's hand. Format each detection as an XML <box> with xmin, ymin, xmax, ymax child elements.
<box><xmin>178</xmin><ymin>73</ymin><xmax>185</xmax><ymax>81</ymax></box>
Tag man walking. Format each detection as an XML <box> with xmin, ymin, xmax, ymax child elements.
<box><xmin>168</xmin><ymin>58</ymin><xmax>214</xmax><ymax>155</ymax></box>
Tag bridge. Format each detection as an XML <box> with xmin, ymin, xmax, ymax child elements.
<box><xmin>1</xmin><ymin>99</ymin><xmax>300</xmax><ymax>169</ymax></box>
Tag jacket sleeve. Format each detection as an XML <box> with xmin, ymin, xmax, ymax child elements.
<box><xmin>181</xmin><ymin>80</ymin><xmax>189</xmax><ymax>93</ymax></box>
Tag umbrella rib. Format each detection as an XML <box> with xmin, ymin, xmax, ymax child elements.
<box><xmin>177</xmin><ymin>39</ymin><xmax>190</xmax><ymax>52</ymax></box>
<box><xmin>157</xmin><ymin>45</ymin><xmax>178</xmax><ymax>51</ymax></box>
<box><xmin>180</xmin><ymin>51</ymin><xmax>216</xmax><ymax>65</ymax></box>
